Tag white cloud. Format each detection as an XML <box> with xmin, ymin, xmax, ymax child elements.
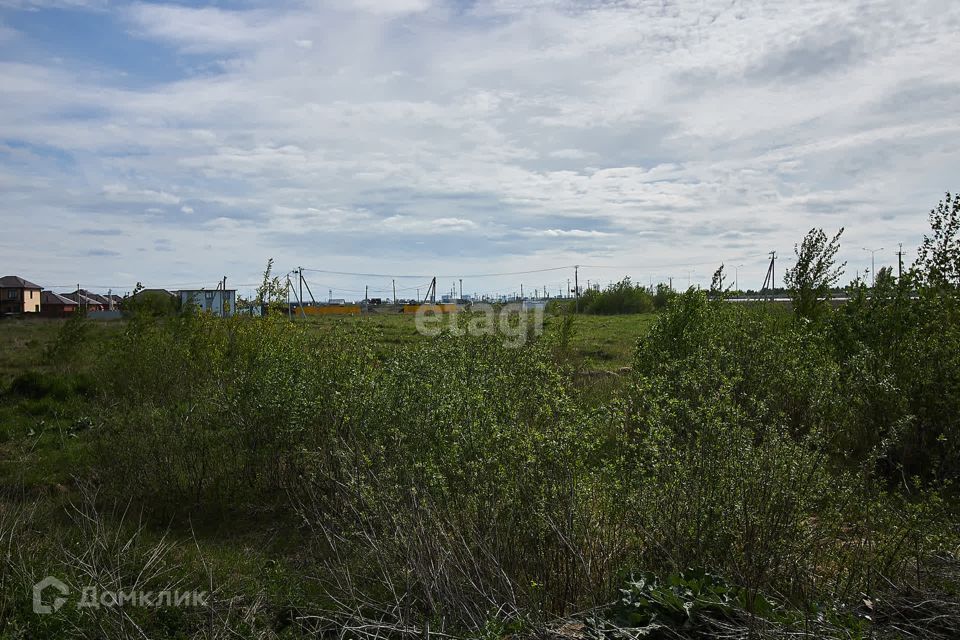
<box><xmin>330</xmin><ymin>0</ymin><xmax>433</xmax><ymax>16</ymax></box>
<box><xmin>549</xmin><ymin>148</ymin><xmax>594</xmax><ymax>160</ymax></box>
<box><xmin>101</xmin><ymin>184</ymin><xmax>180</xmax><ymax>205</ymax></box>
<box><xmin>124</xmin><ymin>3</ymin><xmax>282</xmax><ymax>53</ymax></box>
<box><xmin>382</xmin><ymin>215</ymin><xmax>478</xmax><ymax>233</ymax></box>
<box><xmin>0</xmin><ymin>0</ymin><xmax>107</xmax><ymax>9</ymax></box>
<box><xmin>534</xmin><ymin>229</ymin><xmax>615</xmax><ymax>238</ymax></box>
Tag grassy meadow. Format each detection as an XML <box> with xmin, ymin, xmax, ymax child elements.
<box><xmin>1</xmin><ymin>239</ymin><xmax>960</xmax><ymax>639</ymax></box>
<box><xmin>298</xmin><ymin>311</ymin><xmax>656</xmax><ymax>369</ymax></box>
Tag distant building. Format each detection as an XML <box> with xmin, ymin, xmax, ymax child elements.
<box><xmin>179</xmin><ymin>289</ymin><xmax>236</xmax><ymax>317</ymax></box>
<box><xmin>0</xmin><ymin>275</ymin><xmax>41</xmax><ymax>314</ymax></box>
<box><xmin>40</xmin><ymin>291</ymin><xmax>78</xmax><ymax>317</ymax></box>
<box><xmin>68</xmin><ymin>289</ymin><xmax>108</xmax><ymax>305</ymax></box>
<box><xmin>66</xmin><ymin>289</ymin><xmax>121</xmax><ymax>310</ymax></box>
<box><xmin>522</xmin><ymin>299</ymin><xmax>547</xmax><ymax>312</ymax></box>
<box><xmin>62</xmin><ymin>292</ymin><xmax>106</xmax><ymax>312</ymax></box>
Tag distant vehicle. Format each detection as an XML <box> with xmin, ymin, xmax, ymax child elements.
<box><xmin>369</xmin><ymin>298</ymin><xmax>382</xmax><ymax>305</ymax></box>
<box><xmin>328</xmin><ymin>298</ymin><xmax>346</xmax><ymax>305</ymax></box>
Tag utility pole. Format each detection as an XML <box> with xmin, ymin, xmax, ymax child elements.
<box><xmin>393</xmin><ymin>279</ymin><xmax>396</xmax><ymax>303</ymax></box>
<box><xmin>365</xmin><ymin>285</ymin><xmax>368</xmax><ymax>302</ymax></box>
<box><xmin>520</xmin><ymin>283</ymin><xmax>523</xmax><ymax>299</ymax></box>
<box><xmin>863</xmin><ymin>247</ymin><xmax>883</xmax><ymax>287</ymax></box>
<box><xmin>574</xmin><ymin>265</ymin><xmax>580</xmax><ymax>313</ymax></box>
<box><xmin>897</xmin><ymin>243</ymin><xmax>904</xmax><ymax>279</ymax></box>
<box><xmin>286</xmin><ymin>276</ymin><xmax>292</xmax><ymax>319</ymax></box>
<box><xmin>459</xmin><ymin>278</ymin><xmax>463</xmax><ymax>300</ymax></box>
<box><xmin>771</xmin><ymin>252</ymin><xmax>775</xmax><ymax>291</ymax></box>
<box><xmin>761</xmin><ymin>251</ymin><xmax>777</xmax><ymax>297</ymax></box>
<box><xmin>668</xmin><ymin>276</ymin><xmax>673</xmax><ymax>291</ymax></box>
<box><xmin>567</xmin><ymin>278</ymin><xmax>570</xmax><ymax>298</ymax></box>
<box><xmin>298</xmin><ymin>267</ymin><xmax>303</xmax><ymax>310</ymax></box>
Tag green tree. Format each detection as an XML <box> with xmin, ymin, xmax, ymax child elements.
<box><xmin>653</xmin><ymin>282</ymin><xmax>675</xmax><ymax>309</ymax></box>
<box><xmin>255</xmin><ymin>258</ymin><xmax>288</xmax><ymax>314</ymax></box>
<box><xmin>915</xmin><ymin>192</ymin><xmax>960</xmax><ymax>287</ymax></box>
<box><xmin>123</xmin><ymin>282</ymin><xmax>179</xmax><ymax>317</ymax></box>
<box><xmin>709</xmin><ymin>264</ymin><xmax>731</xmax><ymax>297</ymax></box>
<box><xmin>579</xmin><ymin>277</ymin><xmax>653</xmax><ymax>314</ymax></box>
<box><xmin>784</xmin><ymin>228</ymin><xmax>845</xmax><ymax>321</ymax></box>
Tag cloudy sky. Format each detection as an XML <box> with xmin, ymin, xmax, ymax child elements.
<box><xmin>2</xmin><ymin>0</ymin><xmax>959</xmax><ymax>299</ymax></box>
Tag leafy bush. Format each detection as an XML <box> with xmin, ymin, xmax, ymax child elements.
<box><xmin>830</xmin><ymin>269</ymin><xmax>960</xmax><ymax>482</ymax></box>
<box><xmin>42</xmin><ymin>311</ymin><xmax>92</xmax><ymax>364</ymax></box>
<box><xmin>93</xmin><ymin>313</ymin><xmax>374</xmax><ymax>513</ymax></box>
<box><xmin>576</xmin><ymin>277</ymin><xmax>655</xmax><ymax>315</ymax></box>
<box><xmin>121</xmin><ymin>286</ymin><xmax>179</xmax><ymax>317</ymax></box>
<box><xmin>595</xmin><ymin>569</ymin><xmax>772</xmax><ymax>632</ymax></box>
<box><xmin>293</xmin><ymin>330</ymin><xmax>626</xmax><ymax>625</ymax></box>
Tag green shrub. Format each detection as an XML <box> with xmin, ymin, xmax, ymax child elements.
<box><xmin>42</xmin><ymin>311</ymin><xmax>92</xmax><ymax>364</ymax></box>
<box><xmin>580</xmin><ymin>278</ymin><xmax>654</xmax><ymax>315</ymax></box>
<box><xmin>8</xmin><ymin>371</ymin><xmax>72</xmax><ymax>401</ymax></box>
<box><xmin>830</xmin><ymin>269</ymin><xmax>960</xmax><ymax>483</ymax></box>
<box><xmin>93</xmin><ymin>314</ymin><xmax>374</xmax><ymax>513</ymax></box>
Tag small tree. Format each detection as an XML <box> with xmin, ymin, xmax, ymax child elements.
<box><xmin>256</xmin><ymin>258</ymin><xmax>288</xmax><ymax>314</ymax></box>
<box><xmin>709</xmin><ymin>264</ymin><xmax>731</xmax><ymax>298</ymax></box>
<box><xmin>122</xmin><ymin>282</ymin><xmax>179</xmax><ymax>317</ymax></box>
<box><xmin>652</xmin><ymin>282</ymin><xmax>675</xmax><ymax>310</ymax></box>
<box><xmin>915</xmin><ymin>192</ymin><xmax>960</xmax><ymax>287</ymax></box>
<box><xmin>784</xmin><ymin>228</ymin><xmax>845</xmax><ymax>320</ymax></box>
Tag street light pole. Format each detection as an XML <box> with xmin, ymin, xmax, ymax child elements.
<box><xmin>862</xmin><ymin>247</ymin><xmax>883</xmax><ymax>287</ymax></box>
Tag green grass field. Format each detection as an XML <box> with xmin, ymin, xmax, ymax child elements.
<box><xmin>1</xmin><ymin>311</ymin><xmax>654</xmax><ymax>378</ymax></box>
<box><xmin>0</xmin><ymin>312</ymin><xmax>654</xmax><ymax>492</ymax></box>
<box><xmin>299</xmin><ymin>311</ymin><xmax>656</xmax><ymax>369</ymax></box>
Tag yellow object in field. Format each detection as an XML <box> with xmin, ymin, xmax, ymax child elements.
<box><xmin>402</xmin><ymin>304</ymin><xmax>458</xmax><ymax>313</ymax></box>
<box><xmin>302</xmin><ymin>305</ymin><xmax>361</xmax><ymax>315</ymax></box>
